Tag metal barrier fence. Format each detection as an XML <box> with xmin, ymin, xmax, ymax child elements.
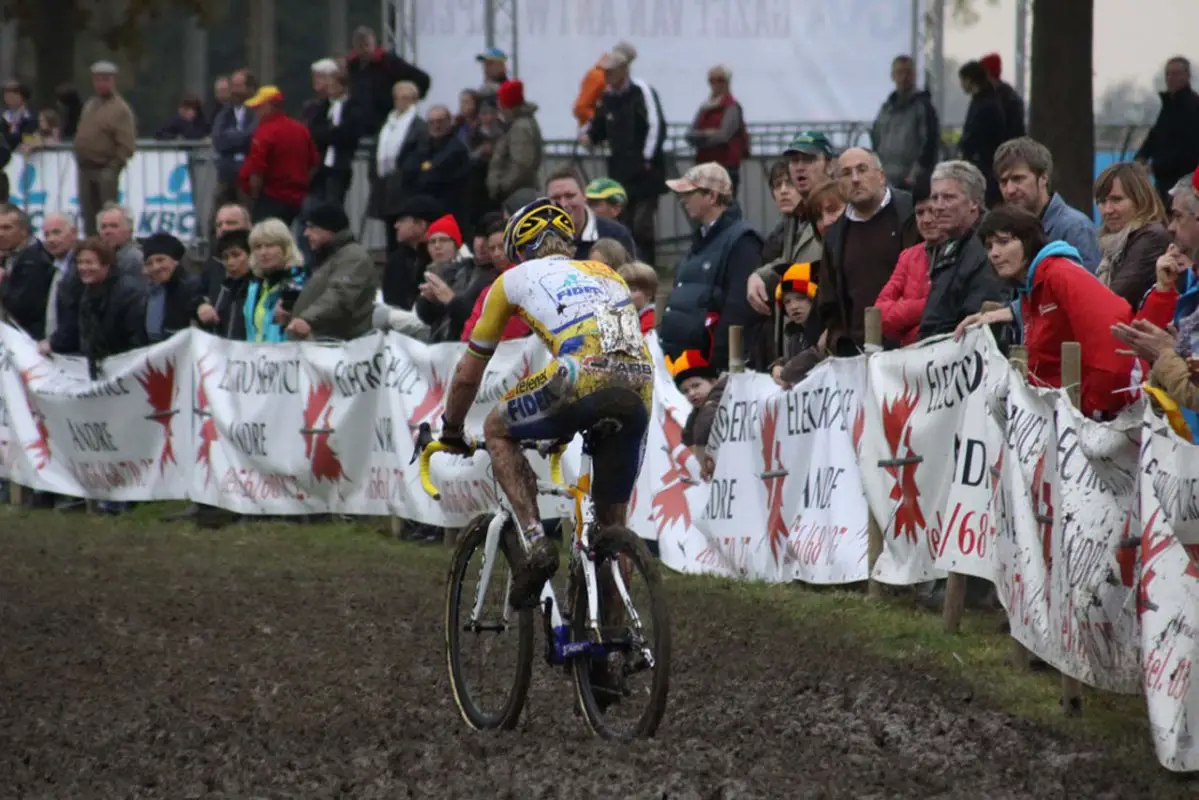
<box><xmin>7</xmin><ymin>121</ymin><xmax>1151</xmax><ymax>267</ymax></box>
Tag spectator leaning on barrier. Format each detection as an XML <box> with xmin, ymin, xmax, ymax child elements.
<box><xmin>0</xmin><ymin>204</ymin><xmax>56</xmax><ymax>339</ymax></box>
<box><xmin>383</xmin><ymin>194</ymin><xmax>439</xmax><ymax>310</ymax></box>
<box><xmin>141</xmin><ymin>232</ymin><xmax>205</xmax><ymax>344</ymax></box>
<box><xmin>40</xmin><ymin>212</ymin><xmax>80</xmax><ymax>347</ymax></box>
<box><xmin>685</xmin><ymin>65</ymin><xmax>750</xmax><ymax>195</ymax></box>
<box><xmin>747</xmin><ymin>132</ymin><xmax>837</xmax><ymax>314</ymax></box>
<box><xmin>196</xmin><ymin>228</ymin><xmax>252</xmax><ymax>340</ymax></box>
<box><xmin>212</xmin><ymin>68</ymin><xmax>258</xmax><ymax>208</ymax></box>
<box><xmin>660</xmin><ymin>163</ymin><xmax>762</xmax><ymax>373</ymax></box>
<box><xmin>979</xmin><ymin>52</ymin><xmax>1026</xmax><ymax>142</ymax></box>
<box><xmin>818</xmin><ymin>147</ymin><xmax>919</xmax><ymax>355</ymax></box>
<box><xmin>875</xmin><ymin>176</ymin><xmax>939</xmax><ymax>346</ymax></box>
<box><xmin>487</xmin><ymin>81</ymin><xmax>543</xmax><ymax>209</ymax></box>
<box><xmin>97</xmin><ymin>203</ymin><xmax>143</xmax><ymax>279</ymax></box>
<box><xmin>957</xmin><ymin>60</ymin><xmax>1007</xmax><ymax>206</ymax></box>
<box><xmin>403</xmin><ymin>104</ymin><xmax>471</xmax><ymax>231</ymax></box>
<box><xmin>369</xmin><ymin>81</ymin><xmax>426</xmax><ymax>253</ymax></box>
<box><xmin>289</xmin><ymin>203</ymin><xmax>379</xmax><ymax>341</ymax></box>
<box><xmin>585</xmin><ymin>178</ymin><xmax>627</xmax><ymax>221</ymax></box>
<box><xmin>244</xmin><ymin>218</ymin><xmax>305</xmax><ymax>343</ymax></box>
<box><xmin>1136</xmin><ymin>57</ymin><xmax>1199</xmax><ymax>201</ymax></box>
<box><xmin>545</xmin><ymin>166</ymin><xmax>637</xmax><ymax>261</ymax></box>
<box><xmin>963</xmin><ymin>206</ymin><xmax>1135</xmax><ymax>419</ymax></box>
<box><xmin>584</xmin><ymin>50</ymin><xmax>668</xmax><ymax>266</ymax></box>
<box><xmin>74</xmin><ymin>62</ymin><xmax>137</xmax><ymax>237</ymax></box>
<box><xmin>1094</xmin><ymin>161</ymin><xmax>1170</xmax><ymax>310</ymax></box>
<box><xmin>918</xmin><ymin>160</ymin><xmax>1008</xmax><ymax>339</ymax></box>
<box><xmin>416</xmin><ymin>213</ymin><xmax>498</xmax><ymax>343</ymax></box>
<box><xmin>347</xmin><ymin>25</ymin><xmax>431</xmax><ymax>134</ymax></box>
<box><xmin>994</xmin><ymin>137</ymin><xmax>1101</xmax><ymax>272</ymax></box>
<box><xmin>872</xmin><ymin>55</ymin><xmax>940</xmax><ymax>191</ymax></box>
<box><xmin>306</xmin><ymin>68</ymin><xmax>364</xmax><ymax>207</ymax></box>
<box><xmin>240</xmin><ymin>86</ymin><xmax>319</xmax><ymax>226</ymax></box>
<box><xmin>41</xmin><ymin>236</ymin><xmax>147</xmax><ymax>379</ymax></box>
<box><xmin>154</xmin><ymin>93</ymin><xmax>209</xmax><ymax>141</ymax></box>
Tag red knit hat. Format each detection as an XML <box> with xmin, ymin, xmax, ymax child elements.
<box><xmin>980</xmin><ymin>52</ymin><xmax>1002</xmax><ymax>80</ymax></box>
<box><xmin>1192</xmin><ymin>166</ymin><xmax>1199</xmax><ymax>194</ymax></box>
<box><xmin>497</xmin><ymin>79</ymin><xmax>525</xmax><ymax>110</ymax></box>
<box><xmin>424</xmin><ymin>214</ymin><xmax>462</xmax><ymax>248</ymax></box>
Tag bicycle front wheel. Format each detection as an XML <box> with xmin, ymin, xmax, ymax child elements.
<box><xmin>445</xmin><ymin>513</ymin><xmax>534</xmax><ymax>730</ymax></box>
<box><xmin>571</xmin><ymin>525</ymin><xmax>671</xmax><ymax>740</ymax></box>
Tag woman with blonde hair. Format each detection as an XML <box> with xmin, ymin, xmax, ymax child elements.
<box><xmin>1094</xmin><ymin>161</ymin><xmax>1170</xmax><ymax>308</ymax></box>
<box><xmin>244</xmin><ymin>218</ymin><xmax>306</xmax><ymax>342</ymax></box>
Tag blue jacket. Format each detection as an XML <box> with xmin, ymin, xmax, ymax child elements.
<box><xmin>243</xmin><ymin>267</ymin><xmax>305</xmax><ymax>343</ymax></box>
<box><xmin>1041</xmin><ymin>193</ymin><xmax>1101</xmax><ymax>273</ymax></box>
<box><xmin>211</xmin><ymin>104</ymin><xmax>258</xmax><ymax>182</ymax></box>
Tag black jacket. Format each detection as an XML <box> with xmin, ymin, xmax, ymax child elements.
<box><xmin>917</xmin><ymin>233</ymin><xmax>1010</xmax><ymax>339</ymax></box>
<box><xmin>1</xmin><ymin>239</ymin><xmax>57</xmax><ymax>339</ymax></box>
<box><xmin>959</xmin><ymin>85</ymin><xmax>1008</xmax><ymax>184</ymax></box>
<box><xmin>401</xmin><ymin>133</ymin><xmax>471</xmax><ymax>224</ymax></box>
<box><xmin>995</xmin><ymin>80</ymin><xmax>1026</xmax><ymax>141</ymax></box>
<box><xmin>64</xmin><ymin>271</ymin><xmax>148</xmax><ymax>378</ymax></box>
<box><xmin>209</xmin><ymin>273</ymin><xmax>250</xmax><ymax>341</ymax></box>
<box><xmin>155</xmin><ymin>113</ymin><xmax>210</xmax><ymax>141</ymax></box>
<box><xmin>588</xmin><ymin>79</ymin><xmax>668</xmax><ymax>202</ymax></box>
<box><xmin>1136</xmin><ymin>87</ymin><xmax>1199</xmax><ymax>191</ymax></box>
<box><xmin>415</xmin><ymin>259</ymin><xmax>498</xmax><ymax>343</ymax></box>
<box><xmin>146</xmin><ymin>267</ymin><xmax>205</xmax><ymax>343</ymax></box>
<box><xmin>382</xmin><ymin>242</ymin><xmax>430</xmax><ymax>311</ymax></box>
<box><xmin>575</xmin><ymin>215</ymin><xmax>639</xmax><ymax>260</ymax></box>
<box><xmin>2</xmin><ymin>108</ymin><xmax>36</xmax><ymax>151</ymax></box>
<box><xmin>347</xmin><ymin>49</ymin><xmax>432</xmax><ymax>134</ymax></box>
<box><xmin>659</xmin><ymin>205</ymin><xmax>763</xmax><ymax>371</ymax></box>
<box><xmin>307</xmin><ymin>96</ymin><xmax>366</xmax><ymax>173</ymax></box>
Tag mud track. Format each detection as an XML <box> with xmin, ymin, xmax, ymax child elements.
<box><xmin>0</xmin><ymin>515</ymin><xmax>1185</xmax><ymax>798</ymax></box>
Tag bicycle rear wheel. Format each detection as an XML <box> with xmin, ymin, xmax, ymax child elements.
<box><xmin>445</xmin><ymin>513</ymin><xmax>534</xmax><ymax>730</ymax></box>
<box><xmin>571</xmin><ymin>525</ymin><xmax>671</xmax><ymax>740</ymax></box>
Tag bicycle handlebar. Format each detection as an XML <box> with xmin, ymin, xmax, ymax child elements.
<box><xmin>413</xmin><ymin>422</ymin><xmax>567</xmax><ymax>501</ymax></box>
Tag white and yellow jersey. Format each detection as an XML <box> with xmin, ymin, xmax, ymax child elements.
<box><xmin>467</xmin><ymin>255</ymin><xmax>648</xmax><ymax>361</ymax></box>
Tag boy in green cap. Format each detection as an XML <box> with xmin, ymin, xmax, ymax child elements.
<box><xmin>584</xmin><ymin>177</ymin><xmax>627</xmax><ymax>221</ymax></box>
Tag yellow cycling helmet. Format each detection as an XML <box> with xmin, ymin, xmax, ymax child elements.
<box><xmin>503</xmin><ymin>197</ymin><xmax>576</xmax><ymax>264</ymax></box>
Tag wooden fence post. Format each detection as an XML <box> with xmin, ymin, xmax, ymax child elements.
<box><xmin>728</xmin><ymin>326</ymin><xmax>745</xmax><ymax>374</ymax></box>
<box><xmin>864</xmin><ymin>308</ymin><xmax>884</xmax><ymax>600</ymax></box>
<box><xmin>1008</xmin><ymin>344</ymin><xmax>1033</xmax><ymax>670</ymax></box>
<box><xmin>1059</xmin><ymin>340</ymin><xmax>1084</xmax><ymax>717</ymax></box>
<box><xmin>942</xmin><ymin>301</ymin><xmax>1007</xmax><ymax>633</ymax></box>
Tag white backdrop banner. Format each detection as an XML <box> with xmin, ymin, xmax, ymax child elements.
<box><xmin>4</xmin><ymin>149</ymin><xmax>198</xmax><ymax>239</ymax></box>
<box><xmin>404</xmin><ymin>0</ymin><xmax>920</xmax><ymax>140</ymax></box>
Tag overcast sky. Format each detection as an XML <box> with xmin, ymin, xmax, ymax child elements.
<box><xmin>945</xmin><ymin>0</ymin><xmax>1185</xmax><ymax>93</ymax></box>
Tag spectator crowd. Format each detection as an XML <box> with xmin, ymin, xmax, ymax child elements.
<box><xmin>4</xmin><ymin>38</ymin><xmax>1199</xmax><ymax>540</ymax></box>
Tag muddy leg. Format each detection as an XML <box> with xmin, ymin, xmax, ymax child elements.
<box><xmin>483</xmin><ymin>409</ymin><xmax>540</xmax><ymax>534</ymax></box>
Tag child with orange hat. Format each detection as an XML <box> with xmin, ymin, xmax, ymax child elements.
<box><xmin>768</xmin><ymin>261</ymin><xmax>826</xmax><ymax>389</ymax></box>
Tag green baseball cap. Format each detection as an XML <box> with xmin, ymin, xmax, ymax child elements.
<box><xmin>784</xmin><ymin>131</ymin><xmax>835</xmax><ymax>158</ymax></box>
<box><xmin>585</xmin><ymin>177</ymin><xmax>628</xmax><ymax>204</ymax></box>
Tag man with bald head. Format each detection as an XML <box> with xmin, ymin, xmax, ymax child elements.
<box><xmin>817</xmin><ymin>147</ymin><xmax>920</xmax><ymax>355</ymax></box>
<box><xmin>399</xmin><ymin>103</ymin><xmax>470</xmax><ymax>229</ymax></box>
<box><xmin>40</xmin><ymin>212</ymin><xmax>82</xmax><ymax>345</ymax></box>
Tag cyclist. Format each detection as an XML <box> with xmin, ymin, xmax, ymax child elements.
<box><xmin>436</xmin><ymin>198</ymin><xmax>653</xmax><ymax>608</ymax></box>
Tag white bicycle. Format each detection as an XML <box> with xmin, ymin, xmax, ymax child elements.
<box><xmin>416</xmin><ymin>421</ymin><xmax>671</xmax><ymax>740</ymax></box>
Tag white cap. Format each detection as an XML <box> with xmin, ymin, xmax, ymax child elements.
<box><xmin>311</xmin><ymin>58</ymin><xmax>339</xmax><ymax>75</ymax></box>
<box><xmin>91</xmin><ymin>61</ymin><xmax>119</xmax><ymax>75</ymax></box>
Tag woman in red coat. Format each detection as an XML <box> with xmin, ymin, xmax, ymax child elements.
<box><xmin>960</xmin><ymin>205</ymin><xmax>1135</xmax><ymax>418</ymax></box>
<box><xmin>874</xmin><ymin>177</ymin><xmax>941</xmax><ymax>345</ymax></box>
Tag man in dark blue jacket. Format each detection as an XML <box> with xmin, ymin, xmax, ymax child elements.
<box><xmin>210</xmin><ymin>69</ymin><xmax>259</xmax><ymax>210</ymax></box>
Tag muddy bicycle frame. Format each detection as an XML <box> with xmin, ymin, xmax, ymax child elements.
<box><xmin>419</xmin><ymin>434</ymin><xmax>649</xmax><ymax>667</ymax></box>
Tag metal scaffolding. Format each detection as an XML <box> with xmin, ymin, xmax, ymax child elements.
<box><xmin>382</xmin><ymin>0</ymin><xmax>417</xmax><ymax>62</ymax></box>
<box><xmin>382</xmin><ymin>0</ymin><xmax>518</xmax><ymax>69</ymax></box>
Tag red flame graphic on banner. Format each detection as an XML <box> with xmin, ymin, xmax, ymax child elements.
<box><xmin>851</xmin><ymin>404</ymin><xmax>865</xmax><ymax>456</ymax></box>
<box><xmin>17</xmin><ymin>366</ymin><xmax>50</xmax><ymax>469</ymax></box>
<box><xmin>407</xmin><ymin>371</ymin><xmax>447</xmax><ymax>438</ymax></box>
<box><xmin>136</xmin><ymin>359</ymin><xmax>178</xmax><ymax>474</ymax></box>
<box><xmin>1137</xmin><ymin>509</ymin><xmax>1166</xmax><ymax>619</ymax></box>
<box><xmin>761</xmin><ymin>402</ymin><xmax>788</xmax><ymax>563</ymax></box>
<box><xmin>302</xmin><ymin>380</ymin><xmax>345</xmax><ymax>483</ymax></box>
<box><xmin>1030</xmin><ymin>448</ymin><xmax>1054</xmax><ymax>573</ymax></box>
<box><xmin>1115</xmin><ymin>512</ymin><xmax>1138</xmax><ymax>589</ymax></box>
<box><xmin>649</xmin><ymin>410</ymin><xmax>693</xmax><ymax>536</ymax></box>
<box><xmin>194</xmin><ymin>357</ymin><xmax>218</xmax><ymax>487</ymax></box>
<box><xmin>881</xmin><ymin>374</ymin><xmax>924</xmax><ymax>543</ymax></box>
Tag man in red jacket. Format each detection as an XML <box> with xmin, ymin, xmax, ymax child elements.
<box><xmin>239</xmin><ymin>86</ymin><xmax>318</xmax><ymax>226</ymax></box>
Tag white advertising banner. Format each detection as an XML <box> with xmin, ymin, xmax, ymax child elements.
<box><xmin>4</xmin><ymin>149</ymin><xmax>198</xmax><ymax>239</ymax></box>
<box><xmin>859</xmin><ymin>329</ymin><xmax>1001</xmax><ymax>586</ymax></box>
<box><xmin>1139</xmin><ymin>414</ymin><xmax>1199</xmax><ymax>772</ymax></box>
<box><xmin>404</xmin><ymin>0</ymin><xmax>920</xmax><ymax>140</ymax></box>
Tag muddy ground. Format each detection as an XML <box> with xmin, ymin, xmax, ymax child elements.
<box><xmin>0</xmin><ymin>512</ymin><xmax>1187</xmax><ymax>799</ymax></box>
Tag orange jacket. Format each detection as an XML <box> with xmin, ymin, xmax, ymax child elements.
<box><xmin>574</xmin><ymin>62</ymin><xmax>607</xmax><ymax>128</ymax></box>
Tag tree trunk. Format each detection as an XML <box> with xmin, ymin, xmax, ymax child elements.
<box><xmin>31</xmin><ymin>0</ymin><xmax>77</xmax><ymax>107</ymax></box>
<box><xmin>1028</xmin><ymin>0</ymin><xmax>1094</xmax><ymax>212</ymax></box>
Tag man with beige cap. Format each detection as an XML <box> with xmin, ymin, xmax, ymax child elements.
<box><xmin>573</xmin><ymin>41</ymin><xmax>637</xmax><ymax>130</ymax></box>
<box><xmin>658</xmin><ymin>162</ymin><xmax>762</xmax><ymax>373</ymax></box>
<box><xmin>73</xmin><ymin>61</ymin><xmax>136</xmax><ymax>236</ymax></box>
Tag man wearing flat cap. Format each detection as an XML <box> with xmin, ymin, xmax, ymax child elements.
<box><xmin>142</xmin><ymin>231</ymin><xmax>206</xmax><ymax>343</ymax></box>
<box><xmin>284</xmin><ymin>202</ymin><xmax>379</xmax><ymax>341</ymax></box>
<box><xmin>75</xmin><ymin>61</ymin><xmax>137</xmax><ymax>236</ymax></box>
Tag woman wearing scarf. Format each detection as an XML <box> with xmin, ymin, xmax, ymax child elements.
<box><xmin>1094</xmin><ymin>162</ymin><xmax>1170</xmax><ymax>309</ymax></box>
<box><xmin>243</xmin><ymin>218</ymin><xmax>306</xmax><ymax>343</ymax></box>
